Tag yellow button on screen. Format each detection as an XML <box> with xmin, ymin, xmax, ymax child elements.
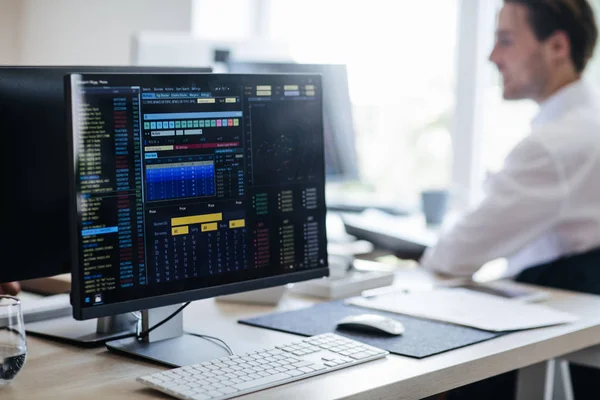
<box><xmin>201</xmin><ymin>222</ymin><xmax>218</xmax><ymax>232</ymax></box>
<box><xmin>229</xmin><ymin>219</ymin><xmax>246</xmax><ymax>229</ymax></box>
<box><xmin>172</xmin><ymin>226</ymin><xmax>189</xmax><ymax>236</ymax></box>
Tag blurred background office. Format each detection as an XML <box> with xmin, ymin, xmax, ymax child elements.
<box><xmin>1</xmin><ymin>0</ymin><xmax>600</xmax><ymax>212</ymax></box>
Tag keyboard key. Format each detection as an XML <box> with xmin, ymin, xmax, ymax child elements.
<box><xmin>219</xmin><ymin>387</ymin><xmax>239</xmax><ymax>395</ymax></box>
<box><xmin>350</xmin><ymin>352</ymin><xmax>373</xmax><ymax>360</ymax></box>
<box><xmin>190</xmin><ymin>394</ymin><xmax>211</xmax><ymax>400</ymax></box>
<box><xmin>294</xmin><ymin>360</ymin><xmax>314</xmax><ymax>368</ymax></box>
<box><xmin>142</xmin><ymin>377</ymin><xmax>161</xmax><ymax>386</ymax></box>
<box><xmin>233</xmin><ymin>372</ymin><xmax>291</xmax><ymax>391</ymax></box>
<box><xmin>286</xmin><ymin>369</ymin><xmax>304</xmax><ymax>377</ymax></box>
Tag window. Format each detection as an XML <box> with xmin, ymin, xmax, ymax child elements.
<box><xmin>267</xmin><ymin>0</ymin><xmax>458</xmax><ymax>207</ymax></box>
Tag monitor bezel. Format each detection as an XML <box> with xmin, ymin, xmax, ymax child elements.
<box><xmin>0</xmin><ymin>65</ymin><xmax>212</xmax><ymax>284</ymax></box>
<box><xmin>65</xmin><ymin>72</ymin><xmax>330</xmax><ymax>320</ymax></box>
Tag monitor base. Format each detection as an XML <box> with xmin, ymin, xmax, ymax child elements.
<box><xmin>106</xmin><ymin>304</ymin><xmax>231</xmax><ymax>367</ymax></box>
<box><xmin>25</xmin><ymin>314</ymin><xmax>137</xmax><ymax>347</ymax></box>
<box><xmin>106</xmin><ymin>333</ymin><xmax>231</xmax><ymax>368</ymax></box>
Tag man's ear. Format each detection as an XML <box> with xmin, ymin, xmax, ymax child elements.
<box><xmin>546</xmin><ymin>30</ymin><xmax>572</xmax><ymax>65</ymax></box>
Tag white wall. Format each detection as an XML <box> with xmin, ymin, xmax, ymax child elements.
<box><xmin>0</xmin><ymin>0</ymin><xmax>22</xmax><ymax>64</ymax></box>
<box><xmin>192</xmin><ymin>0</ymin><xmax>254</xmax><ymax>39</ymax></box>
<box><xmin>13</xmin><ymin>0</ymin><xmax>193</xmax><ymax>65</ymax></box>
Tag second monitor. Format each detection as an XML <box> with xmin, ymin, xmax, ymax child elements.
<box><xmin>66</xmin><ymin>73</ymin><xmax>329</xmax><ymax>365</ymax></box>
<box><xmin>227</xmin><ymin>62</ymin><xmax>359</xmax><ymax>183</ymax></box>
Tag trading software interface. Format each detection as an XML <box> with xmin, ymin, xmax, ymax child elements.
<box><xmin>69</xmin><ymin>74</ymin><xmax>327</xmax><ymax>308</ymax></box>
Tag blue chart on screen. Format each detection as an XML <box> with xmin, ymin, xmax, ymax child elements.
<box><xmin>145</xmin><ymin>156</ymin><xmax>215</xmax><ymax>201</ymax></box>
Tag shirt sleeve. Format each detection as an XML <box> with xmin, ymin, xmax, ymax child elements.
<box><xmin>419</xmin><ymin>136</ymin><xmax>567</xmax><ymax>276</ymax></box>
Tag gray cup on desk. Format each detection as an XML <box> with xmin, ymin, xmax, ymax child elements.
<box><xmin>421</xmin><ymin>189</ymin><xmax>449</xmax><ymax>226</ymax></box>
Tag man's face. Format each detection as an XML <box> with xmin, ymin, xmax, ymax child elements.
<box><xmin>489</xmin><ymin>4</ymin><xmax>550</xmax><ymax>100</ymax></box>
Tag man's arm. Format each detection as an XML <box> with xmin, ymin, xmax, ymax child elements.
<box><xmin>420</xmin><ymin>136</ymin><xmax>567</xmax><ymax>276</ymax></box>
<box><xmin>0</xmin><ymin>282</ymin><xmax>21</xmax><ymax>296</ymax></box>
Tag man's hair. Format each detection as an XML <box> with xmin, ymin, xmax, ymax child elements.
<box><xmin>504</xmin><ymin>0</ymin><xmax>598</xmax><ymax>72</ymax></box>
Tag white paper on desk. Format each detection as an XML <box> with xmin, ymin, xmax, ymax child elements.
<box><xmin>346</xmin><ymin>288</ymin><xmax>579</xmax><ymax>332</ymax></box>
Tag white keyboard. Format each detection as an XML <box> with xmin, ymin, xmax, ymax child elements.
<box><xmin>137</xmin><ymin>333</ymin><xmax>388</xmax><ymax>400</ymax></box>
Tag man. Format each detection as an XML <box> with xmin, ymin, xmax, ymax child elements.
<box><xmin>0</xmin><ymin>282</ymin><xmax>20</xmax><ymax>296</ymax></box>
<box><xmin>420</xmin><ymin>1</ymin><xmax>600</xmax><ymax>398</ymax></box>
<box><xmin>421</xmin><ymin>0</ymin><xmax>600</xmax><ymax>281</ymax></box>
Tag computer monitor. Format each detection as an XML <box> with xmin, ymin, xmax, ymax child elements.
<box><xmin>227</xmin><ymin>62</ymin><xmax>359</xmax><ymax>183</ymax></box>
<box><xmin>0</xmin><ymin>65</ymin><xmax>212</xmax><ymax>285</ymax></box>
<box><xmin>66</xmin><ymin>72</ymin><xmax>328</xmax><ymax>366</ymax></box>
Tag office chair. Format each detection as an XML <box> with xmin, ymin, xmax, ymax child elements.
<box><xmin>516</xmin><ymin>246</ymin><xmax>600</xmax><ymax>400</ymax></box>
<box><xmin>515</xmin><ymin>246</ymin><xmax>600</xmax><ymax>295</ymax></box>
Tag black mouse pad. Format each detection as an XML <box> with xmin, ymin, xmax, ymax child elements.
<box><xmin>238</xmin><ymin>300</ymin><xmax>503</xmax><ymax>358</ymax></box>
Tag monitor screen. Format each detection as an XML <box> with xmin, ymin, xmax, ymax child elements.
<box><xmin>227</xmin><ymin>62</ymin><xmax>359</xmax><ymax>182</ymax></box>
<box><xmin>67</xmin><ymin>73</ymin><xmax>329</xmax><ymax>319</ymax></box>
<box><xmin>0</xmin><ymin>66</ymin><xmax>211</xmax><ymax>284</ymax></box>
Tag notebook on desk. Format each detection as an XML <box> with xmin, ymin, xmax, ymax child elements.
<box><xmin>347</xmin><ymin>288</ymin><xmax>578</xmax><ymax>332</ymax></box>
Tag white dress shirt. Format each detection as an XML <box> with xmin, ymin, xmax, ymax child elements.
<box><xmin>420</xmin><ymin>79</ymin><xmax>600</xmax><ymax>277</ymax></box>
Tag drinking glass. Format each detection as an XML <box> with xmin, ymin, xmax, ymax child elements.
<box><xmin>0</xmin><ymin>296</ymin><xmax>27</xmax><ymax>385</ymax></box>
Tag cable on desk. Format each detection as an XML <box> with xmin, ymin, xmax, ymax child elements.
<box><xmin>134</xmin><ymin>303</ymin><xmax>235</xmax><ymax>355</ymax></box>
<box><xmin>187</xmin><ymin>332</ymin><xmax>235</xmax><ymax>355</ymax></box>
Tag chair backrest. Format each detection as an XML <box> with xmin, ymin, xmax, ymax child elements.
<box><xmin>515</xmin><ymin>247</ymin><xmax>600</xmax><ymax>295</ymax></box>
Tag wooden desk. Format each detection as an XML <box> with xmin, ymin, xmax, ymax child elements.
<box><xmin>4</xmin><ymin>276</ymin><xmax>600</xmax><ymax>400</ymax></box>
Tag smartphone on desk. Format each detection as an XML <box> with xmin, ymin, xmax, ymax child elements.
<box><xmin>454</xmin><ymin>282</ymin><xmax>550</xmax><ymax>302</ymax></box>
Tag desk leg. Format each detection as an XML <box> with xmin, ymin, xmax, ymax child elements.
<box><xmin>553</xmin><ymin>360</ymin><xmax>574</xmax><ymax>400</ymax></box>
<box><xmin>516</xmin><ymin>360</ymin><xmax>555</xmax><ymax>400</ymax></box>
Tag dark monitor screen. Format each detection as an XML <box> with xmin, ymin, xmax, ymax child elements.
<box><xmin>227</xmin><ymin>62</ymin><xmax>359</xmax><ymax>182</ymax></box>
<box><xmin>0</xmin><ymin>66</ymin><xmax>211</xmax><ymax>284</ymax></box>
<box><xmin>67</xmin><ymin>73</ymin><xmax>329</xmax><ymax>320</ymax></box>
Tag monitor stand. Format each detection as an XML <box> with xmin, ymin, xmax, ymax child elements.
<box><xmin>106</xmin><ymin>304</ymin><xmax>231</xmax><ymax>367</ymax></box>
<box><xmin>25</xmin><ymin>314</ymin><xmax>138</xmax><ymax>347</ymax></box>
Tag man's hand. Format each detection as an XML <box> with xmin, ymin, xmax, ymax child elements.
<box><xmin>0</xmin><ymin>282</ymin><xmax>21</xmax><ymax>296</ymax></box>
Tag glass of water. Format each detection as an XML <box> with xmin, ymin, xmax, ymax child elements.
<box><xmin>0</xmin><ymin>296</ymin><xmax>27</xmax><ymax>385</ymax></box>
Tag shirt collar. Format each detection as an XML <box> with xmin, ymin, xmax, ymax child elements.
<box><xmin>531</xmin><ymin>79</ymin><xmax>594</xmax><ymax>127</ymax></box>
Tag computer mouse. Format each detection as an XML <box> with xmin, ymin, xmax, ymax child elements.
<box><xmin>336</xmin><ymin>314</ymin><xmax>405</xmax><ymax>335</ymax></box>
